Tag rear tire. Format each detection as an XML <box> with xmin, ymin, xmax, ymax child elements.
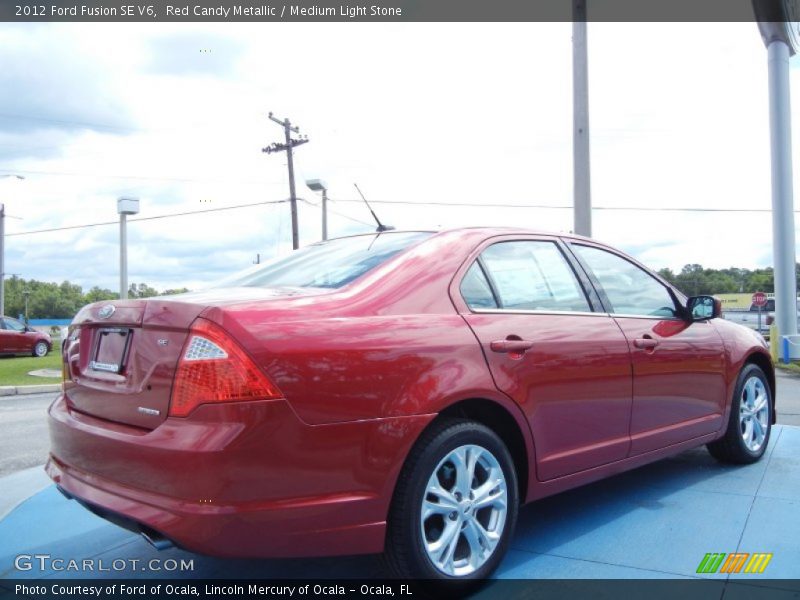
<box><xmin>384</xmin><ymin>419</ymin><xmax>518</xmax><ymax>593</ymax></box>
<box><xmin>707</xmin><ymin>363</ymin><xmax>772</xmax><ymax>464</ymax></box>
<box><xmin>33</xmin><ymin>341</ymin><xmax>48</xmax><ymax>358</ymax></box>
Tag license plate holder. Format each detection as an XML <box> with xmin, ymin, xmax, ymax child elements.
<box><xmin>90</xmin><ymin>328</ymin><xmax>132</xmax><ymax>374</ymax></box>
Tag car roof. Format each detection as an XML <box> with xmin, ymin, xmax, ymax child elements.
<box><xmin>322</xmin><ymin>226</ymin><xmax>593</xmax><ymax>244</ymax></box>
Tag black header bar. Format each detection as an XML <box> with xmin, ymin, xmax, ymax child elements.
<box><xmin>2</xmin><ymin>0</ymin><xmax>799</xmax><ymax>23</ymax></box>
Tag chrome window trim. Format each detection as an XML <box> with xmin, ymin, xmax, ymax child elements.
<box><xmin>471</xmin><ymin>308</ymin><xmax>607</xmax><ymax>318</ymax></box>
<box><xmin>608</xmin><ymin>312</ymin><xmax>685</xmax><ymax>321</ymax></box>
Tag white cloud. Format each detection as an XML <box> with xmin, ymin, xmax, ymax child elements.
<box><xmin>1</xmin><ymin>22</ymin><xmax>798</xmax><ymax>294</ymax></box>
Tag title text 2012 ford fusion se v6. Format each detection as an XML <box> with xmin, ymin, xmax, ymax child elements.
<box><xmin>47</xmin><ymin>228</ymin><xmax>775</xmax><ymax>589</ymax></box>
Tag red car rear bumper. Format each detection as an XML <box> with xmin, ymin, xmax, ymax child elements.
<box><xmin>47</xmin><ymin>394</ymin><xmax>435</xmax><ymax>558</ymax></box>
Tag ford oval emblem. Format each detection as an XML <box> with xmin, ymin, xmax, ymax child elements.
<box><xmin>98</xmin><ymin>304</ymin><xmax>116</xmax><ymax>319</ymax></box>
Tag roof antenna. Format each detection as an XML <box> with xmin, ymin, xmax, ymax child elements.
<box><xmin>354</xmin><ymin>183</ymin><xmax>394</xmax><ymax>232</ymax></box>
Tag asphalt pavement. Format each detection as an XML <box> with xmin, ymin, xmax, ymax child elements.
<box><xmin>775</xmin><ymin>369</ymin><xmax>800</xmax><ymax>426</ymax></box>
<box><xmin>0</xmin><ymin>392</ymin><xmax>55</xmax><ymax>478</ymax></box>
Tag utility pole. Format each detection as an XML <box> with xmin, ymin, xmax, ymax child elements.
<box><xmin>0</xmin><ymin>202</ymin><xmax>4</xmax><ymax>317</ymax></box>
<box><xmin>263</xmin><ymin>113</ymin><xmax>309</xmax><ymax>250</ymax></box>
<box><xmin>0</xmin><ymin>174</ymin><xmax>24</xmax><ymax>317</ymax></box>
<box><xmin>572</xmin><ymin>0</ymin><xmax>592</xmax><ymax>237</ymax></box>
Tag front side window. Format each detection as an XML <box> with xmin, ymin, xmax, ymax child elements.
<box><xmin>573</xmin><ymin>244</ymin><xmax>677</xmax><ymax>318</ymax></box>
<box><xmin>468</xmin><ymin>241</ymin><xmax>591</xmax><ymax>312</ymax></box>
<box><xmin>219</xmin><ymin>232</ymin><xmax>432</xmax><ymax>290</ymax></box>
<box><xmin>3</xmin><ymin>318</ymin><xmax>25</xmax><ymax>332</ymax></box>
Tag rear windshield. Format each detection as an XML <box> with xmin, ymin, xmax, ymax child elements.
<box><xmin>219</xmin><ymin>231</ymin><xmax>433</xmax><ymax>289</ymax></box>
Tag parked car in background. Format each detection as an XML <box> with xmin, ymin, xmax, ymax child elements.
<box><xmin>0</xmin><ymin>316</ymin><xmax>52</xmax><ymax>357</ymax></box>
<box><xmin>723</xmin><ymin>301</ymin><xmax>774</xmax><ymax>333</ymax></box>
<box><xmin>723</xmin><ymin>298</ymin><xmax>800</xmax><ymax>335</ymax></box>
<box><xmin>48</xmin><ymin>228</ymin><xmax>775</xmax><ymax>589</ymax></box>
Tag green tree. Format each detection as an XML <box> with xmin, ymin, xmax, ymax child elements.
<box><xmin>84</xmin><ymin>286</ymin><xmax>119</xmax><ymax>304</ymax></box>
<box><xmin>2</xmin><ymin>277</ymin><xmax>189</xmax><ymax>319</ymax></box>
<box><xmin>128</xmin><ymin>283</ymin><xmax>160</xmax><ymax>299</ymax></box>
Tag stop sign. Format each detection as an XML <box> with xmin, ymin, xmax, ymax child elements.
<box><xmin>752</xmin><ymin>291</ymin><xmax>768</xmax><ymax>308</ymax></box>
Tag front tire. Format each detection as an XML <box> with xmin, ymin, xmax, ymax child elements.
<box><xmin>33</xmin><ymin>341</ymin><xmax>48</xmax><ymax>358</ymax></box>
<box><xmin>707</xmin><ymin>363</ymin><xmax>772</xmax><ymax>464</ymax></box>
<box><xmin>384</xmin><ymin>419</ymin><xmax>518</xmax><ymax>591</ymax></box>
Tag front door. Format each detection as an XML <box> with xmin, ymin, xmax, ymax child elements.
<box><xmin>0</xmin><ymin>318</ymin><xmax>27</xmax><ymax>353</ymax></box>
<box><xmin>569</xmin><ymin>243</ymin><xmax>727</xmax><ymax>455</ymax></box>
<box><xmin>457</xmin><ymin>238</ymin><xmax>633</xmax><ymax>481</ymax></box>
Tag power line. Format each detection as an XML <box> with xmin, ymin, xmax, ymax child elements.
<box><xmin>329</xmin><ymin>198</ymin><xmax>792</xmax><ymax>213</ymax></box>
<box><xmin>5</xmin><ymin>199</ymin><xmax>289</xmax><ymax>237</ymax></box>
<box><xmin>0</xmin><ymin>168</ymin><xmax>285</xmax><ymax>186</ymax></box>
<box><xmin>0</xmin><ymin>112</ymin><xmax>142</xmax><ymax>134</ymax></box>
<box><xmin>298</xmin><ymin>197</ymin><xmax>372</xmax><ymax>228</ymax></box>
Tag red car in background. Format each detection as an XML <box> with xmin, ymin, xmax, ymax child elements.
<box><xmin>0</xmin><ymin>316</ymin><xmax>51</xmax><ymax>357</ymax></box>
<box><xmin>47</xmin><ymin>228</ymin><xmax>774</xmax><ymax>587</ymax></box>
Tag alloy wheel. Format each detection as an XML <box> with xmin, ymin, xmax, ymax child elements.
<box><xmin>739</xmin><ymin>375</ymin><xmax>769</xmax><ymax>452</ymax></box>
<box><xmin>420</xmin><ymin>444</ymin><xmax>508</xmax><ymax>577</ymax></box>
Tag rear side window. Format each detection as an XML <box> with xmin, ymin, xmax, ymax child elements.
<box><xmin>220</xmin><ymin>232</ymin><xmax>432</xmax><ymax>289</ymax></box>
<box><xmin>467</xmin><ymin>241</ymin><xmax>591</xmax><ymax>312</ymax></box>
<box><xmin>573</xmin><ymin>244</ymin><xmax>678</xmax><ymax>318</ymax></box>
<box><xmin>460</xmin><ymin>262</ymin><xmax>498</xmax><ymax>309</ymax></box>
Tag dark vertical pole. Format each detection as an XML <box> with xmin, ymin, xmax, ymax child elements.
<box><xmin>572</xmin><ymin>0</ymin><xmax>592</xmax><ymax>237</ymax></box>
<box><xmin>0</xmin><ymin>203</ymin><xmax>4</xmax><ymax>317</ymax></box>
<box><xmin>284</xmin><ymin>119</ymin><xmax>300</xmax><ymax>250</ymax></box>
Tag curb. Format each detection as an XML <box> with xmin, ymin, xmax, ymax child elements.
<box><xmin>0</xmin><ymin>384</ymin><xmax>60</xmax><ymax>397</ymax></box>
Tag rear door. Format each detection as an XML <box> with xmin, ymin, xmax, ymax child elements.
<box><xmin>568</xmin><ymin>242</ymin><xmax>727</xmax><ymax>455</ymax></box>
<box><xmin>455</xmin><ymin>236</ymin><xmax>634</xmax><ymax>481</ymax></box>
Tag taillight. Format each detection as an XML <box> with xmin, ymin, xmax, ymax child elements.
<box><xmin>169</xmin><ymin>318</ymin><xmax>282</xmax><ymax>417</ymax></box>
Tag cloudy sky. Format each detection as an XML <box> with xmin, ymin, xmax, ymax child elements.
<box><xmin>1</xmin><ymin>22</ymin><xmax>798</xmax><ymax>292</ymax></box>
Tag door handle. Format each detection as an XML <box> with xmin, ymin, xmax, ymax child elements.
<box><xmin>633</xmin><ymin>337</ymin><xmax>659</xmax><ymax>349</ymax></box>
<box><xmin>490</xmin><ymin>339</ymin><xmax>535</xmax><ymax>353</ymax></box>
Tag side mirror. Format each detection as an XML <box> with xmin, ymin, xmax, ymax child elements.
<box><xmin>687</xmin><ymin>295</ymin><xmax>722</xmax><ymax>321</ymax></box>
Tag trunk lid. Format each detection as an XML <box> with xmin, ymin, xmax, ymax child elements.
<box><xmin>64</xmin><ymin>299</ymin><xmax>204</xmax><ymax>429</ymax></box>
<box><xmin>63</xmin><ymin>288</ymin><xmax>328</xmax><ymax>429</ymax></box>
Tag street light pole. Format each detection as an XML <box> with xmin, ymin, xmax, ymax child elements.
<box><xmin>120</xmin><ymin>213</ymin><xmax>128</xmax><ymax>299</ymax></box>
<box><xmin>23</xmin><ymin>288</ymin><xmax>29</xmax><ymax>323</ymax></box>
<box><xmin>117</xmin><ymin>198</ymin><xmax>140</xmax><ymax>300</ymax></box>
<box><xmin>305</xmin><ymin>179</ymin><xmax>329</xmax><ymax>241</ymax></box>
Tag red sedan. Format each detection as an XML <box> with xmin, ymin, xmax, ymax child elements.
<box><xmin>0</xmin><ymin>316</ymin><xmax>51</xmax><ymax>357</ymax></box>
<box><xmin>47</xmin><ymin>228</ymin><xmax>774</xmax><ymax>586</ymax></box>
